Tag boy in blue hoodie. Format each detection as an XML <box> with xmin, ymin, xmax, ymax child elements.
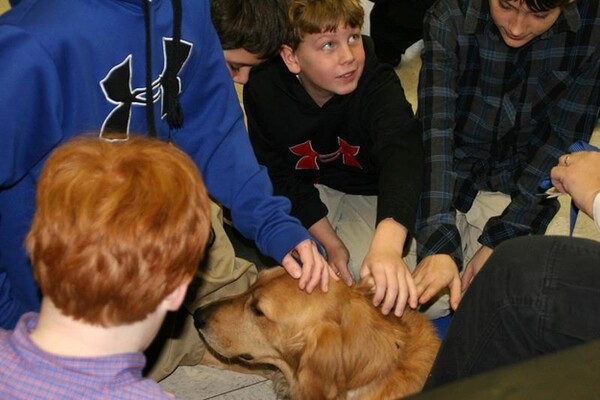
<box><xmin>0</xmin><ymin>0</ymin><xmax>339</xmax><ymax>381</ymax></box>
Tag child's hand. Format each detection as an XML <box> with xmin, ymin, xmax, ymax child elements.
<box><xmin>306</xmin><ymin>217</ymin><xmax>353</xmax><ymax>286</ymax></box>
<box><xmin>413</xmin><ymin>254</ymin><xmax>462</xmax><ymax>310</ymax></box>
<box><xmin>461</xmin><ymin>245</ymin><xmax>493</xmax><ymax>292</ymax></box>
<box><xmin>360</xmin><ymin>248</ymin><xmax>418</xmax><ymax>317</ymax></box>
<box><xmin>281</xmin><ymin>239</ymin><xmax>331</xmax><ymax>293</ymax></box>
<box><xmin>323</xmin><ymin>240</ymin><xmax>354</xmax><ymax>286</ymax></box>
<box><xmin>358</xmin><ymin>218</ymin><xmax>417</xmax><ymax>316</ymax></box>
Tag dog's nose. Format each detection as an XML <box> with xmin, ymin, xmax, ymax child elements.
<box><xmin>193</xmin><ymin>307</ymin><xmax>207</xmax><ymax>330</ymax></box>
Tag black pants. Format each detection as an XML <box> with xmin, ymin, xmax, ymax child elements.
<box><xmin>425</xmin><ymin>235</ymin><xmax>600</xmax><ymax>389</ymax></box>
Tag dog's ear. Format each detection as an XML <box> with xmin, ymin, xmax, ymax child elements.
<box><xmin>291</xmin><ymin>322</ymin><xmax>347</xmax><ymax>400</ymax></box>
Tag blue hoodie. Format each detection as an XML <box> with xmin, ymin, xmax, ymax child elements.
<box><xmin>0</xmin><ymin>0</ymin><xmax>309</xmax><ymax>328</ymax></box>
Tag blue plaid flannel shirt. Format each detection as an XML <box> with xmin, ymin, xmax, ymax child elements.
<box><xmin>416</xmin><ymin>0</ymin><xmax>600</xmax><ymax>268</ymax></box>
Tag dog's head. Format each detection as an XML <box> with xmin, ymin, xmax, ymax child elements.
<box><xmin>195</xmin><ymin>267</ymin><xmax>439</xmax><ymax>399</ymax></box>
<box><xmin>194</xmin><ymin>267</ymin><xmax>353</xmax><ymax>365</ymax></box>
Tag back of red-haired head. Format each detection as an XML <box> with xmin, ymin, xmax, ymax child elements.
<box><xmin>26</xmin><ymin>135</ymin><xmax>211</xmax><ymax>327</ymax></box>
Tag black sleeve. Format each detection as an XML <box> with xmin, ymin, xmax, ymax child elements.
<box><xmin>243</xmin><ymin>64</ymin><xmax>328</xmax><ymax>229</ymax></box>
<box><xmin>362</xmin><ymin>37</ymin><xmax>424</xmax><ymax>236</ymax></box>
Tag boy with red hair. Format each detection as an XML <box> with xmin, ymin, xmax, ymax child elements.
<box><xmin>0</xmin><ymin>135</ymin><xmax>212</xmax><ymax>399</ymax></box>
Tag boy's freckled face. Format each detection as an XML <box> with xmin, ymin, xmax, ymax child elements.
<box><xmin>293</xmin><ymin>25</ymin><xmax>365</xmax><ymax>106</ymax></box>
<box><xmin>223</xmin><ymin>48</ymin><xmax>264</xmax><ymax>84</ymax></box>
<box><xmin>489</xmin><ymin>0</ymin><xmax>563</xmax><ymax>48</ymax></box>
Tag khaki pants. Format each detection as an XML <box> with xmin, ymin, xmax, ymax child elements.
<box><xmin>456</xmin><ymin>192</ymin><xmax>511</xmax><ymax>266</ymax></box>
<box><xmin>145</xmin><ymin>201</ymin><xmax>257</xmax><ymax>381</ymax></box>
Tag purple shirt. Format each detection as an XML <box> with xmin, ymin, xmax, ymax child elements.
<box><xmin>0</xmin><ymin>313</ymin><xmax>180</xmax><ymax>399</ymax></box>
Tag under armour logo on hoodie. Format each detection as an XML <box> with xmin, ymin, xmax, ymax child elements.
<box><xmin>99</xmin><ymin>38</ymin><xmax>192</xmax><ymax>135</ymax></box>
<box><xmin>289</xmin><ymin>137</ymin><xmax>362</xmax><ymax>170</ymax></box>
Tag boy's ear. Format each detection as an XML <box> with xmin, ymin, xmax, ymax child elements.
<box><xmin>280</xmin><ymin>45</ymin><xmax>301</xmax><ymax>75</ymax></box>
<box><xmin>163</xmin><ymin>279</ymin><xmax>190</xmax><ymax>311</ymax></box>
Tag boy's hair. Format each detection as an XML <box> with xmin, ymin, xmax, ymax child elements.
<box><xmin>519</xmin><ymin>0</ymin><xmax>572</xmax><ymax>12</ymax></box>
<box><xmin>285</xmin><ymin>0</ymin><xmax>364</xmax><ymax>49</ymax></box>
<box><xmin>26</xmin><ymin>135</ymin><xmax>211</xmax><ymax>327</ymax></box>
<box><xmin>210</xmin><ymin>0</ymin><xmax>288</xmax><ymax>60</ymax></box>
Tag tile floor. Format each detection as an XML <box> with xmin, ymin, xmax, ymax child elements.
<box><xmin>159</xmin><ymin>365</ymin><xmax>277</xmax><ymax>400</ymax></box>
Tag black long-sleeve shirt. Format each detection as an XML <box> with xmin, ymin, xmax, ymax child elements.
<box><xmin>244</xmin><ymin>36</ymin><xmax>423</xmax><ymax>236</ymax></box>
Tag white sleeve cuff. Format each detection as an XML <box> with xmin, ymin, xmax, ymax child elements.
<box><xmin>594</xmin><ymin>193</ymin><xmax>600</xmax><ymax>233</ymax></box>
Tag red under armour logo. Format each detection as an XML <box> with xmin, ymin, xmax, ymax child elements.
<box><xmin>289</xmin><ymin>137</ymin><xmax>362</xmax><ymax>170</ymax></box>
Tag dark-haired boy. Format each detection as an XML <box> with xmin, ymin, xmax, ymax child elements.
<box><xmin>0</xmin><ymin>0</ymin><xmax>333</xmax><ymax>382</ymax></box>
<box><xmin>211</xmin><ymin>0</ymin><xmax>289</xmax><ymax>84</ymax></box>
<box><xmin>415</xmin><ymin>0</ymin><xmax>600</xmax><ymax>314</ymax></box>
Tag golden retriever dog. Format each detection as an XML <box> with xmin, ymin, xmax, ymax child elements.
<box><xmin>194</xmin><ymin>267</ymin><xmax>440</xmax><ymax>400</ymax></box>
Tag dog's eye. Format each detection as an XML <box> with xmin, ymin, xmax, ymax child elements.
<box><xmin>250</xmin><ymin>300</ymin><xmax>264</xmax><ymax>317</ymax></box>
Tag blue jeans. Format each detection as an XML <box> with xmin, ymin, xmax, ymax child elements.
<box><xmin>425</xmin><ymin>235</ymin><xmax>600</xmax><ymax>389</ymax></box>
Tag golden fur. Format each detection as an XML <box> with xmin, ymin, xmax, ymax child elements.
<box><xmin>196</xmin><ymin>267</ymin><xmax>440</xmax><ymax>400</ymax></box>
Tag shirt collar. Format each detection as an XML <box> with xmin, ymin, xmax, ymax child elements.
<box><xmin>12</xmin><ymin>313</ymin><xmax>147</xmax><ymax>385</ymax></box>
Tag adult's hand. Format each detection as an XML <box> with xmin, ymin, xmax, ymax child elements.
<box><xmin>552</xmin><ymin>151</ymin><xmax>600</xmax><ymax>219</ymax></box>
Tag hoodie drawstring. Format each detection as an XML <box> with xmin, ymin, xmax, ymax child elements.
<box><xmin>165</xmin><ymin>0</ymin><xmax>184</xmax><ymax>130</ymax></box>
<box><xmin>141</xmin><ymin>0</ymin><xmax>184</xmax><ymax>138</ymax></box>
